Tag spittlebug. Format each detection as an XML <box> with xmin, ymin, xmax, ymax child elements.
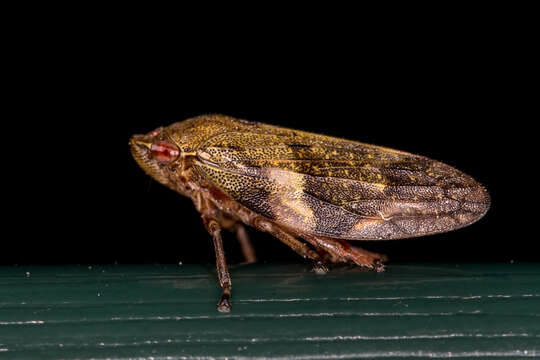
<box><xmin>130</xmin><ymin>114</ymin><xmax>490</xmax><ymax>312</ymax></box>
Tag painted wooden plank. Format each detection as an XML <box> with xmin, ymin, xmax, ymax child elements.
<box><xmin>1</xmin><ymin>263</ymin><xmax>539</xmax><ymax>359</ymax></box>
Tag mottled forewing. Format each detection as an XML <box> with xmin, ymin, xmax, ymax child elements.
<box><xmin>194</xmin><ymin>124</ymin><xmax>490</xmax><ymax>240</ymax></box>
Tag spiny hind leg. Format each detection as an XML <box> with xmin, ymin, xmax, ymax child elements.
<box><xmin>302</xmin><ymin>235</ymin><xmax>387</xmax><ymax>272</ymax></box>
<box><xmin>252</xmin><ymin>217</ymin><xmax>323</xmax><ymax>268</ymax></box>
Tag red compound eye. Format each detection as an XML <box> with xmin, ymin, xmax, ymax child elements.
<box><xmin>150</xmin><ymin>140</ymin><xmax>180</xmax><ymax>163</ymax></box>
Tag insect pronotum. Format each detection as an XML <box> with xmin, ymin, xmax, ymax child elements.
<box><xmin>130</xmin><ymin>114</ymin><xmax>490</xmax><ymax>312</ymax></box>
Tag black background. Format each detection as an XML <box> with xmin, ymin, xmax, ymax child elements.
<box><xmin>6</xmin><ymin>9</ymin><xmax>535</xmax><ymax>265</ymax></box>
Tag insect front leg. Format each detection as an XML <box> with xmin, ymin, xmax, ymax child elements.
<box><xmin>213</xmin><ymin>215</ymin><xmax>257</xmax><ymax>265</ymax></box>
<box><xmin>202</xmin><ymin>215</ymin><xmax>232</xmax><ymax>312</ymax></box>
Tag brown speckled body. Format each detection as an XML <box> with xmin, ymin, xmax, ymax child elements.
<box><xmin>130</xmin><ymin>114</ymin><xmax>490</xmax><ymax>311</ymax></box>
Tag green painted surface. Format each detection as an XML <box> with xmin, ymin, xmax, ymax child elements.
<box><xmin>1</xmin><ymin>263</ymin><xmax>539</xmax><ymax>359</ymax></box>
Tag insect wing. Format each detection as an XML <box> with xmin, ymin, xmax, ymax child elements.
<box><xmin>194</xmin><ymin>125</ymin><xmax>490</xmax><ymax>240</ymax></box>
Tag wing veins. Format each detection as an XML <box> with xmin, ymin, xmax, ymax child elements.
<box><xmin>196</xmin><ymin>158</ymin><xmax>379</xmax><ymax>220</ymax></box>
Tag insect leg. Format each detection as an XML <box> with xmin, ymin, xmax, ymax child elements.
<box><xmin>202</xmin><ymin>216</ymin><xmax>232</xmax><ymax>312</ymax></box>
<box><xmin>253</xmin><ymin>218</ymin><xmax>321</xmax><ymax>262</ymax></box>
<box><xmin>303</xmin><ymin>235</ymin><xmax>387</xmax><ymax>272</ymax></box>
<box><xmin>235</xmin><ymin>223</ymin><xmax>257</xmax><ymax>264</ymax></box>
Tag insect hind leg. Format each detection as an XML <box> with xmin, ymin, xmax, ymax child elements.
<box><xmin>302</xmin><ymin>235</ymin><xmax>387</xmax><ymax>272</ymax></box>
<box><xmin>252</xmin><ymin>218</ymin><xmax>321</xmax><ymax>263</ymax></box>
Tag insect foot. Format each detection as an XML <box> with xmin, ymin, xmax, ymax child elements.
<box><xmin>373</xmin><ymin>259</ymin><xmax>386</xmax><ymax>273</ymax></box>
<box><xmin>348</xmin><ymin>245</ymin><xmax>388</xmax><ymax>272</ymax></box>
<box><xmin>217</xmin><ymin>289</ymin><xmax>232</xmax><ymax>313</ymax></box>
<box><xmin>312</xmin><ymin>261</ymin><xmax>330</xmax><ymax>274</ymax></box>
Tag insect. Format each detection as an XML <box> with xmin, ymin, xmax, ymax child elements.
<box><xmin>130</xmin><ymin>114</ymin><xmax>490</xmax><ymax>312</ymax></box>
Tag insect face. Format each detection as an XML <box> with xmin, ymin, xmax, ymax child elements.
<box><xmin>129</xmin><ymin>128</ymin><xmax>182</xmax><ymax>187</ymax></box>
